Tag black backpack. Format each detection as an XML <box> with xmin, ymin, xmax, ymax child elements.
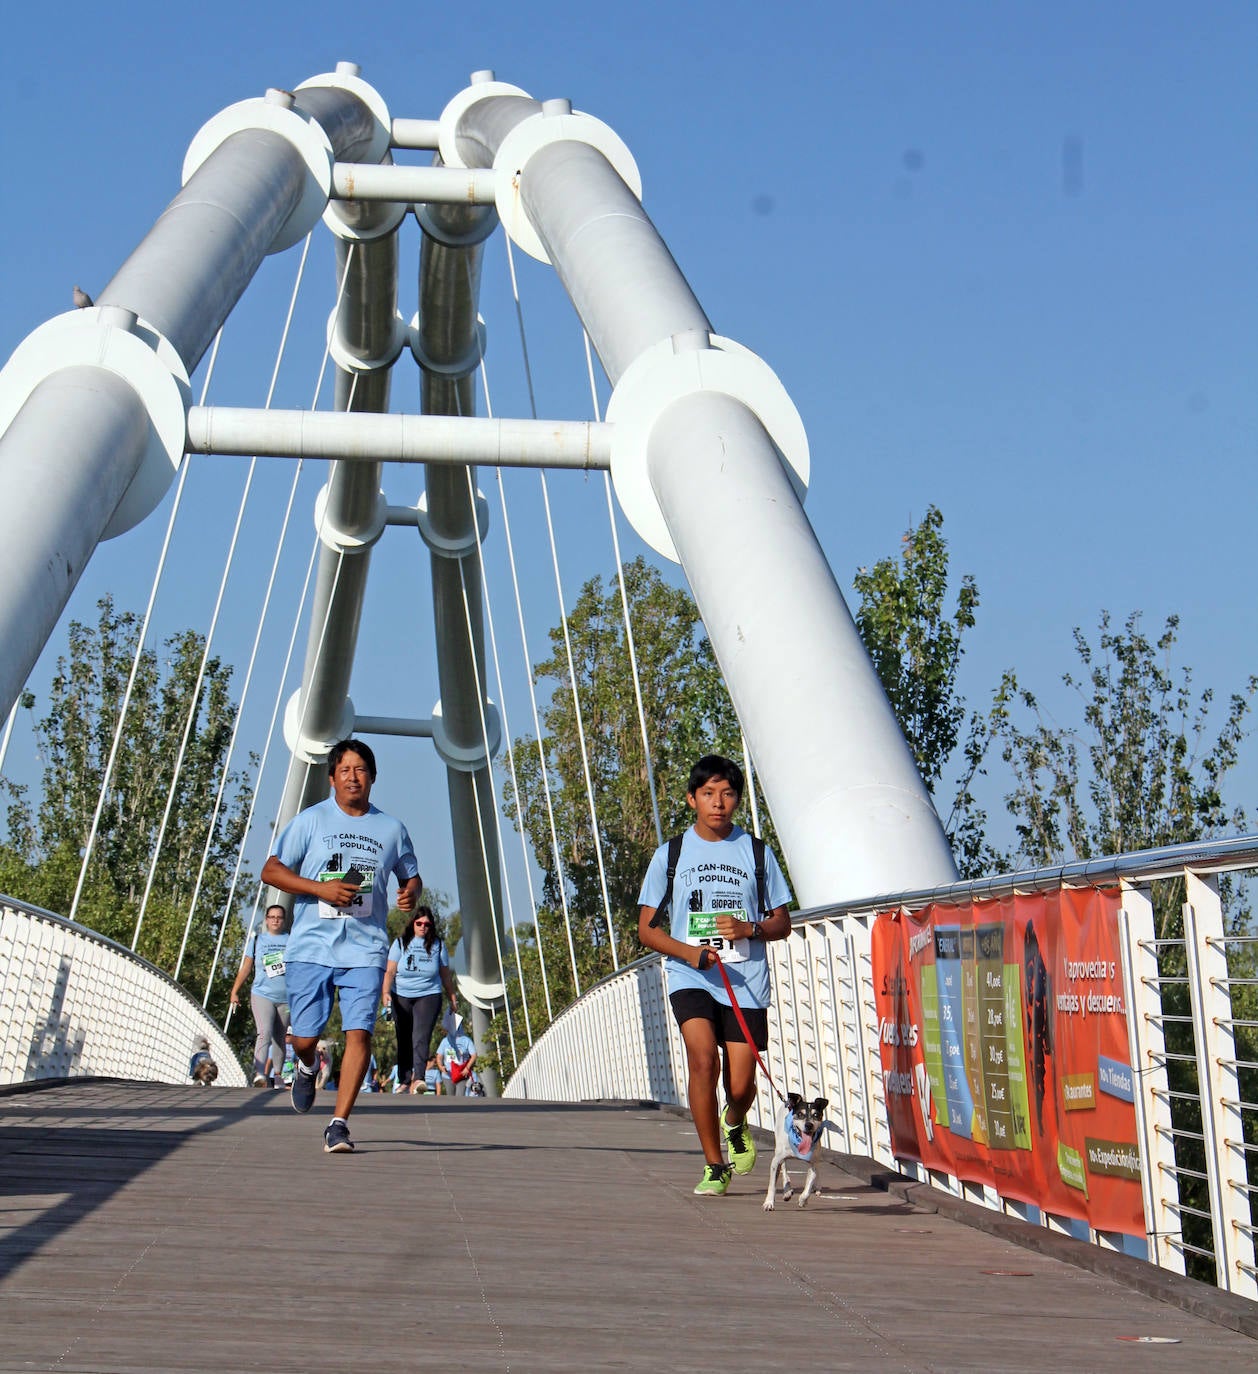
<box><xmin>649</xmin><ymin>833</ymin><xmax>767</xmax><ymax>929</ymax></box>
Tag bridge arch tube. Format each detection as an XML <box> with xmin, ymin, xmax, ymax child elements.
<box><xmin>449</xmin><ymin>81</ymin><xmax>958</xmax><ymax>903</ymax></box>
<box><xmin>0</xmin><ymin>73</ymin><xmax>384</xmax><ymax>732</ymax></box>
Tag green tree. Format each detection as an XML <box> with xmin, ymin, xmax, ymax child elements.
<box><xmin>991</xmin><ymin>610</ymin><xmax>1257</xmax><ymax>1281</ymax></box>
<box><xmin>992</xmin><ymin>611</ymin><xmax>1255</xmax><ymax>878</ymax></box>
<box><xmin>487</xmin><ymin>557</ymin><xmax>781</xmax><ymax>1080</ymax></box>
<box><xmin>853</xmin><ymin>505</ymin><xmax>1002</xmax><ymax>877</ymax></box>
<box><xmin>0</xmin><ymin>596</ymin><xmax>254</xmax><ymax>1021</ymax></box>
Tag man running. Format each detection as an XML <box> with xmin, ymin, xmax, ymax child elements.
<box><xmin>261</xmin><ymin>739</ymin><xmax>421</xmax><ymax>1153</ymax></box>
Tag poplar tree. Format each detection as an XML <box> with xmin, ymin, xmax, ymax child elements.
<box><xmin>852</xmin><ymin>505</ymin><xmax>1001</xmax><ymax>877</ymax></box>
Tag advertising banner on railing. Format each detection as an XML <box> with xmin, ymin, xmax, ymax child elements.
<box><xmin>872</xmin><ymin>888</ymin><xmax>1142</xmax><ymax>1235</ymax></box>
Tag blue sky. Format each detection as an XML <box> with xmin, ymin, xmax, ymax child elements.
<box><xmin>1</xmin><ymin>2</ymin><xmax>1255</xmax><ymax>912</ymax></box>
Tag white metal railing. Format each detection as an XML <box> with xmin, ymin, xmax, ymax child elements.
<box><xmin>504</xmin><ymin>835</ymin><xmax>1258</xmax><ymax>1299</ymax></box>
<box><xmin>0</xmin><ymin>895</ymin><xmax>245</xmax><ymax>1087</ymax></box>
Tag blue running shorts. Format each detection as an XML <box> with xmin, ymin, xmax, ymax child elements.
<box><xmin>286</xmin><ymin>961</ymin><xmax>385</xmax><ymax>1036</ymax></box>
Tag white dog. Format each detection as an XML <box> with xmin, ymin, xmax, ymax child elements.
<box><xmin>763</xmin><ymin>1093</ymin><xmax>829</xmax><ymax>1211</ymax></box>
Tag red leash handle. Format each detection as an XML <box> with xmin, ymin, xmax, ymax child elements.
<box><xmin>702</xmin><ymin>948</ymin><xmax>789</xmax><ymax>1110</ymax></box>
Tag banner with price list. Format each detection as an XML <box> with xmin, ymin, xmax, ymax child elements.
<box><xmin>871</xmin><ymin>887</ymin><xmax>1143</xmax><ymax>1235</ymax></box>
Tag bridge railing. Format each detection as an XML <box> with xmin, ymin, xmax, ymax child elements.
<box><xmin>0</xmin><ymin>895</ymin><xmax>245</xmax><ymax>1087</ymax></box>
<box><xmin>504</xmin><ymin>835</ymin><xmax>1258</xmax><ymax>1299</ymax></box>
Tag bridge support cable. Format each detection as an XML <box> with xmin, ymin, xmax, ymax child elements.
<box><xmin>443</xmin><ymin>77</ymin><xmax>958</xmax><ymax>905</ymax></box>
<box><xmin>209</xmin><ymin>529</ymin><xmax>323</xmax><ymax>1013</ymax></box>
<box><xmin>0</xmin><ymin>68</ymin><xmax>394</xmax><ymax>733</ymax></box>
<box><xmin>458</xmin><ymin>466</ymin><xmax>532</xmax><ymax>1052</ymax></box>
<box><xmin>0</xmin><ymin>698</ymin><xmax>17</xmax><ymax>781</ymax></box>
<box><xmin>181</xmin><ymin>238</ymin><xmax>362</xmax><ymax>984</ymax></box>
<box><xmin>478</xmin><ymin>359</ymin><xmax>582</xmax><ymax>999</ymax></box>
<box><xmin>469</xmin><ymin>463</ymin><xmax>554</xmax><ymax>1023</ymax></box>
<box><xmin>207</xmin><ymin>249</ymin><xmax>368</xmax><ymax>1008</ymax></box>
<box><xmin>503</xmin><ymin>235</ymin><xmax>620</xmax><ymax>972</ymax></box>
<box><xmin>411</xmin><ymin>176</ymin><xmax>509</xmax><ymax>1088</ymax></box>
<box><xmin>741</xmin><ymin>730</ymin><xmax>764</xmax><ymax>839</ymax></box>
<box><xmin>138</xmin><ymin>235</ymin><xmax>319</xmax><ymax>963</ymax></box>
<box><xmin>584</xmin><ymin>330</ymin><xmax>663</xmax><ymax>852</ymax></box>
<box><xmin>271</xmin><ymin>209</ymin><xmax>403</xmax><ymax>827</ymax></box>
<box><xmin>67</xmin><ymin>328</ymin><xmax>222</xmax><ymax>927</ymax></box>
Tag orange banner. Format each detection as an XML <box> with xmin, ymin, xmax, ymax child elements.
<box><xmin>872</xmin><ymin>889</ymin><xmax>1142</xmax><ymax>1235</ymax></box>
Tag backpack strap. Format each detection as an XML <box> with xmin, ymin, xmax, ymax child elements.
<box><xmin>649</xmin><ymin>834</ymin><xmax>685</xmax><ymax>929</ymax></box>
<box><xmin>752</xmin><ymin>835</ymin><xmax>766</xmax><ymax>915</ymax></box>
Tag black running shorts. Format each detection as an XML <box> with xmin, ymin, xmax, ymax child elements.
<box><xmin>669</xmin><ymin>987</ymin><xmax>768</xmax><ymax>1050</ymax></box>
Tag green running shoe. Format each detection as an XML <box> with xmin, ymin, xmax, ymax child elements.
<box><xmin>722</xmin><ymin>1107</ymin><xmax>758</xmax><ymax>1174</ymax></box>
<box><xmin>693</xmin><ymin>1162</ymin><xmax>733</xmax><ymax>1196</ymax></box>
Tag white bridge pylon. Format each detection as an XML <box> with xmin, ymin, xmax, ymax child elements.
<box><xmin>0</xmin><ymin>64</ymin><xmax>958</xmax><ymax>1062</ymax></box>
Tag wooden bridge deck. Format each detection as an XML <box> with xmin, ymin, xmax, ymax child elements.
<box><xmin>0</xmin><ymin>1081</ymin><xmax>1255</xmax><ymax>1372</ymax></box>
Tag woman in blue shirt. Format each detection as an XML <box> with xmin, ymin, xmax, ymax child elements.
<box><xmin>229</xmin><ymin>904</ymin><xmax>289</xmax><ymax>1086</ymax></box>
<box><xmin>382</xmin><ymin>906</ymin><xmax>458</xmax><ymax>1091</ymax></box>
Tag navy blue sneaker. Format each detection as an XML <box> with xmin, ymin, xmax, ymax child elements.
<box><xmin>323</xmin><ymin>1119</ymin><xmax>354</xmax><ymax>1153</ymax></box>
<box><xmin>290</xmin><ymin>1064</ymin><xmax>317</xmax><ymax>1114</ymax></box>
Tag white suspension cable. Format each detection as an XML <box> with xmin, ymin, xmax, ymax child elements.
<box><xmin>208</xmin><ymin>258</ymin><xmax>363</xmax><ymax>1010</ymax></box>
<box><xmin>179</xmin><ymin>238</ymin><xmax>352</xmax><ymax>982</ymax></box>
<box><xmin>469</xmin><ymin>458</ymin><xmax>554</xmax><ymax>1021</ymax></box>
<box><xmin>69</xmin><ymin>328</ymin><xmax>225</xmax><ymax>926</ymax></box>
<box><xmin>477</xmin><ymin>354</ymin><xmax>581</xmax><ymax>996</ymax></box>
<box><xmin>582</xmin><ymin>329</ymin><xmax>663</xmax><ymax>849</ymax></box>
<box><xmin>741</xmin><ymin>729</ymin><xmax>763</xmax><ymax>839</ymax></box>
<box><xmin>504</xmin><ymin>236</ymin><xmax>620</xmax><ymax>972</ymax></box>
<box><xmin>0</xmin><ymin>697</ymin><xmax>18</xmax><ymax>779</ymax></box>
<box><xmin>210</xmin><ymin>528</ymin><xmax>320</xmax><ymax>1011</ymax></box>
<box><xmin>457</xmin><ymin>464</ymin><xmax>531</xmax><ymax>1048</ymax></box>
<box><xmin>136</xmin><ymin>237</ymin><xmax>315</xmax><ymax>959</ymax></box>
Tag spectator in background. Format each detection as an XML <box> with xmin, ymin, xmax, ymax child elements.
<box><xmin>229</xmin><ymin>904</ymin><xmax>289</xmax><ymax>1087</ymax></box>
<box><xmin>437</xmin><ymin>1015</ymin><xmax>477</xmax><ymax>1097</ymax></box>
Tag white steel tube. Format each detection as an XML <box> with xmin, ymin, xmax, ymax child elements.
<box><xmin>649</xmin><ymin>389</ymin><xmax>956</xmax><ymax>902</ymax></box>
<box><xmin>0</xmin><ymin>368</ymin><xmax>150</xmax><ymax>719</ymax></box>
<box><xmin>451</xmin><ymin>89</ymin><xmax>957</xmax><ymax>904</ymax></box>
<box><xmin>333</xmin><ymin>162</ymin><xmax>496</xmax><ymax>204</ymax></box>
<box><xmin>391</xmin><ymin>117</ymin><xmax>441</xmax><ymax>149</ymax></box>
<box><xmin>186</xmin><ymin>405</ymin><xmax>610</xmax><ymax>468</ymax></box>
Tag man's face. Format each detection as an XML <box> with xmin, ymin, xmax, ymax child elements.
<box><xmin>687</xmin><ymin>776</ymin><xmax>740</xmax><ymax>835</ymax></box>
<box><xmin>330</xmin><ymin>750</ymin><xmax>373</xmax><ymax>811</ymax></box>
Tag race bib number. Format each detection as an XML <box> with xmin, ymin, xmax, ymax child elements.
<box><xmin>261</xmin><ymin>950</ymin><xmax>285</xmax><ymax>979</ymax></box>
<box><xmin>686</xmin><ymin>911</ymin><xmax>749</xmax><ymax>964</ymax></box>
<box><xmin>317</xmin><ymin>865</ymin><xmax>374</xmax><ymax>919</ymax></box>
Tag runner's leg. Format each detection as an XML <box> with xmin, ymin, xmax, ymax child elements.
<box><xmin>393</xmin><ymin>995</ymin><xmax>415</xmax><ymax>1085</ymax></box>
<box><xmin>679</xmin><ymin>1016</ymin><xmax>724</xmax><ymax>1165</ymax></box>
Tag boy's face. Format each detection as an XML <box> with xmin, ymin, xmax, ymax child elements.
<box><xmin>687</xmin><ymin>776</ymin><xmax>740</xmax><ymax>838</ymax></box>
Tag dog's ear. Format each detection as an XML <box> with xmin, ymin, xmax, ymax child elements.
<box><xmin>812</xmin><ymin>1098</ymin><xmax>829</xmax><ymax>1115</ymax></box>
<box><xmin>786</xmin><ymin>1092</ymin><xmax>805</xmax><ymax>1112</ymax></box>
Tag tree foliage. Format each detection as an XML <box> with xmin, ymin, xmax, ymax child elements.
<box><xmin>0</xmin><ymin>596</ymin><xmax>254</xmax><ymax>1014</ymax></box>
<box><xmin>853</xmin><ymin>505</ymin><xmax>1001</xmax><ymax>877</ymax></box>
<box><xmin>992</xmin><ymin>611</ymin><xmax>1256</xmax><ymax>885</ymax></box>
<box><xmin>486</xmin><ymin>557</ymin><xmax>781</xmax><ymax>1079</ymax></box>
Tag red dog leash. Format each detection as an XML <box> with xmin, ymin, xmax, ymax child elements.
<box><xmin>700</xmin><ymin>947</ymin><xmax>789</xmax><ymax>1110</ymax></box>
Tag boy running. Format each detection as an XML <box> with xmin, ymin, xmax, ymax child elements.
<box><xmin>637</xmin><ymin>755</ymin><xmax>791</xmax><ymax>1195</ymax></box>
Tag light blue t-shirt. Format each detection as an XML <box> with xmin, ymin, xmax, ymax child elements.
<box><xmin>244</xmin><ymin>929</ymin><xmax>288</xmax><ymax>1003</ymax></box>
<box><xmin>637</xmin><ymin>825</ymin><xmax>790</xmax><ymax>1009</ymax></box>
<box><xmin>438</xmin><ymin>1032</ymin><xmax>476</xmax><ymax>1068</ymax></box>
<box><xmin>272</xmin><ymin>797</ymin><xmax>419</xmax><ymax>969</ymax></box>
<box><xmin>388</xmin><ymin>935</ymin><xmax>449</xmax><ymax>997</ymax></box>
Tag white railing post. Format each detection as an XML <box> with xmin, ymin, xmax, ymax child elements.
<box><xmin>1119</xmin><ymin>883</ymin><xmax>1185</xmax><ymax>1274</ymax></box>
<box><xmin>1182</xmin><ymin>870</ymin><xmax>1258</xmax><ymax>1297</ymax></box>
